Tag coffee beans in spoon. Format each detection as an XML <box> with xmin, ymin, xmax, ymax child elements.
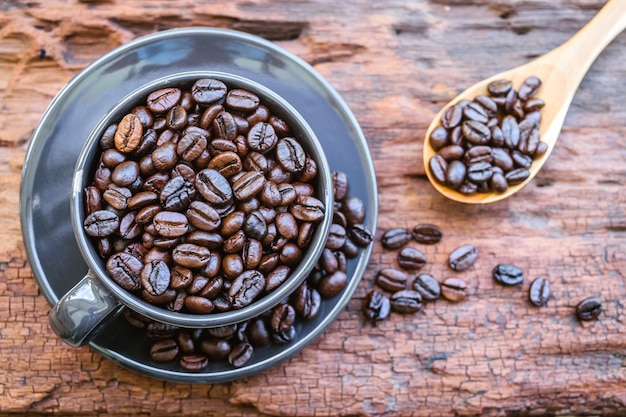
<box><xmin>428</xmin><ymin>76</ymin><xmax>547</xmax><ymax>195</ymax></box>
<box><xmin>83</xmin><ymin>78</ymin><xmax>327</xmax><ymax>314</ymax></box>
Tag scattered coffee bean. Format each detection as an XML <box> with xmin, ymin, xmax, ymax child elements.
<box><xmin>529</xmin><ymin>277</ymin><xmax>550</xmax><ymax>306</ymax></box>
<box><xmin>440</xmin><ymin>278</ymin><xmax>467</xmax><ymax>302</ymax></box>
<box><xmin>412</xmin><ymin>274</ymin><xmax>441</xmax><ymax>301</ymax></box>
<box><xmin>362</xmin><ymin>289</ymin><xmax>391</xmax><ymax>321</ymax></box>
<box><xmin>390</xmin><ymin>290</ymin><xmax>423</xmax><ymax>314</ymax></box>
<box><xmin>576</xmin><ymin>297</ymin><xmax>602</xmax><ymax>321</ymax></box>
<box><xmin>448</xmin><ymin>244</ymin><xmax>478</xmax><ymax>271</ymax></box>
<box><xmin>493</xmin><ymin>264</ymin><xmax>524</xmax><ymax>286</ymax></box>
<box><xmin>411</xmin><ymin>223</ymin><xmax>443</xmax><ymax>244</ymax></box>
<box><xmin>397</xmin><ymin>247</ymin><xmax>427</xmax><ymax>270</ymax></box>
<box><xmin>376</xmin><ymin>268</ymin><xmax>408</xmax><ymax>293</ymax></box>
<box><xmin>381</xmin><ymin>228</ymin><xmax>412</xmax><ymax>250</ymax></box>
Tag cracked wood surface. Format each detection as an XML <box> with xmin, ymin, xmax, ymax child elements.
<box><xmin>1</xmin><ymin>0</ymin><xmax>626</xmax><ymax>415</ymax></box>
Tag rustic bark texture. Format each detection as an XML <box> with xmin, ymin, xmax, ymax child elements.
<box><xmin>1</xmin><ymin>0</ymin><xmax>626</xmax><ymax>415</ymax></box>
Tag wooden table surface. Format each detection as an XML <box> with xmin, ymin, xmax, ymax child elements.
<box><xmin>2</xmin><ymin>0</ymin><xmax>626</xmax><ymax>415</ymax></box>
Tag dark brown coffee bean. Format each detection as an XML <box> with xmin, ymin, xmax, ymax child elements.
<box><xmin>195</xmin><ymin>168</ymin><xmax>233</xmax><ymax>205</ymax></box>
<box><xmin>153</xmin><ymin>211</ymin><xmax>188</xmax><ymax>237</ymax></box>
<box><xmin>191</xmin><ymin>78</ymin><xmax>227</xmax><ymax>104</ymax></box>
<box><xmin>172</xmin><ymin>243</ymin><xmax>210</xmax><ymax>268</ymax></box>
<box><xmin>467</xmin><ymin>161</ymin><xmax>493</xmax><ymax>183</ymax></box>
<box><xmin>397</xmin><ymin>247</ymin><xmax>427</xmax><ymax>270</ymax></box>
<box><xmin>440</xmin><ymin>277</ymin><xmax>467</xmax><ymax>302</ymax></box>
<box><xmin>429</xmin><ymin>155</ymin><xmax>448</xmax><ymax>184</ymax></box>
<box><xmin>232</xmin><ymin>171</ymin><xmax>265</xmax><ymax>201</ymax></box>
<box><xmin>186</xmin><ymin>201</ymin><xmax>220</xmax><ymax>231</ymax></box>
<box><xmin>448</xmin><ymin>244</ymin><xmax>478</xmax><ymax>271</ymax></box>
<box><xmin>318</xmin><ymin>270</ymin><xmax>347</xmax><ymax>298</ymax></box>
<box><xmin>576</xmin><ymin>297</ymin><xmax>602</xmax><ymax>321</ymax></box>
<box><xmin>412</xmin><ymin>223</ymin><xmax>442</xmax><ymax>244</ymax></box>
<box><xmin>176</xmin><ymin>128</ymin><xmax>208</xmax><ymax>161</ymax></box>
<box><xmin>429</xmin><ymin>126</ymin><xmax>449</xmax><ymax>151</ymax></box>
<box><xmin>276</xmin><ymin>211</ymin><xmax>298</xmax><ymax>240</ymax></box>
<box><xmin>229</xmin><ymin>270</ymin><xmax>266</xmax><ymax>309</ymax></box>
<box><xmin>228</xmin><ymin>342</ymin><xmax>254</xmax><ymax>368</ymax></box>
<box><xmin>280</xmin><ymin>242</ymin><xmax>302</xmax><ymax>266</ymax></box>
<box><xmin>146</xmin><ymin>88</ymin><xmax>181</xmax><ymax>114</ymax></box>
<box><xmin>376</xmin><ymin>268</ymin><xmax>407</xmax><ymax>293</ymax></box>
<box><xmin>184</xmin><ymin>295</ymin><xmax>214</xmax><ymax>314</ymax></box>
<box><xmin>362</xmin><ymin>289</ymin><xmax>390</xmax><ymax>321</ymax></box>
<box><xmin>165</xmin><ymin>105</ymin><xmax>187</xmax><ymax>130</ymax></box>
<box><xmin>213</xmin><ymin>111</ymin><xmax>238</xmax><ymax>141</ymax></box>
<box><xmin>114</xmin><ymin>113</ymin><xmax>143</xmax><ymax>153</ymax></box>
<box><xmin>106</xmin><ymin>251</ymin><xmax>142</xmax><ymax>291</ymax></box>
<box><xmin>441</xmin><ymin>103</ymin><xmax>463</xmax><ymax>129</ymax></box>
<box><xmin>491</xmin><ymin>172</ymin><xmax>508</xmax><ymax>193</ymax></box>
<box><xmin>247</xmin><ymin>318</ymin><xmax>271</xmax><ymax>347</ymax></box>
<box><xmin>226</xmin><ymin>88</ymin><xmax>260</xmax><ymax>111</ymax></box>
<box><xmin>141</xmin><ymin>260</ymin><xmax>170</xmax><ymax>296</ymax></box>
<box><xmin>292</xmin><ymin>283</ymin><xmax>321</xmax><ymax>319</ymax></box>
<box><xmin>290</xmin><ymin>195</ymin><xmax>325</xmax><ymax>222</ymax></box>
<box><xmin>223</xmin><ymin>229</ymin><xmax>246</xmax><ymax>254</ymax></box>
<box><xmin>462</xmin><ymin>120</ymin><xmax>491</xmax><ymax>145</ymax></box>
<box><xmin>487</xmin><ymin>79</ymin><xmax>513</xmax><ymax>96</ymax></box>
<box><xmin>412</xmin><ymin>273</ymin><xmax>440</xmax><ymax>301</ymax></box>
<box><xmin>119</xmin><ymin>212</ymin><xmax>141</xmax><ymax>240</ymax></box>
<box><xmin>325</xmin><ymin>223</ymin><xmax>347</xmax><ymax>250</ymax></box>
<box><xmin>208</xmin><ymin>151</ymin><xmax>242</xmax><ymax>178</ymax></box>
<box><xmin>247</xmin><ymin>122</ymin><xmax>278</xmax><ymax>153</ymax></box>
<box><xmin>271</xmin><ymin>303</ymin><xmax>296</xmax><ymax>333</ymax></box>
<box><xmin>439</xmin><ymin>145</ymin><xmax>465</xmax><ymax>162</ymax></box>
<box><xmin>463</xmin><ymin>101</ymin><xmax>488</xmax><ymax>124</ymax></box>
<box><xmin>504</xmin><ymin>167</ymin><xmax>530</xmax><ymax>185</ymax></box>
<box><xmin>276</xmin><ymin>137</ymin><xmax>306</xmax><ymax>173</ymax></box>
<box><xmin>151</xmin><ymin>142</ymin><xmax>178</xmax><ymax>172</ymax></box>
<box><xmin>84</xmin><ymin>210</ymin><xmax>119</xmax><ymax>237</ymax></box>
<box><xmin>100</xmin><ymin>124</ymin><xmax>117</xmax><ymax>149</ymax></box>
<box><xmin>349</xmin><ymin>223</ymin><xmax>373</xmax><ymax>247</ymax></box>
<box><xmin>381</xmin><ymin>228</ymin><xmax>411</xmax><ymax>250</ymax></box>
<box><xmin>200</xmin><ymin>338</ymin><xmax>231</xmax><ymax>360</ymax></box>
<box><xmin>180</xmin><ymin>354</ymin><xmax>209</xmax><ymax>372</ymax></box>
<box><xmin>150</xmin><ymin>339</ymin><xmax>179</xmax><ymax>362</ymax></box>
<box><xmin>493</xmin><ymin>263</ymin><xmax>524</xmax><ymax>286</ymax></box>
<box><xmin>529</xmin><ymin>277</ymin><xmax>550</xmax><ymax>307</ymax></box>
<box><xmin>390</xmin><ymin>290</ymin><xmax>423</xmax><ymax>314</ymax></box>
<box><xmin>103</xmin><ymin>185</ymin><xmax>131</xmax><ymax>210</ymax></box>
<box><xmin>446</xmin><ymin>160</ymin><xmax>466</xmax><ymax>189</ymax></box>
<box><xmin>518</xmin><ymin>76</ymin><xmax>542</xmax><ymax>101</ymax></box>
<box><xmin>524</xmin><ymin>98</ymin><xmax>545</xmax><ymax>112</ymax></box>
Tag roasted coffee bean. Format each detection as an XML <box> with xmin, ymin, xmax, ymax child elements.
<box><xmin>412</xmin><ymin>223</ymin><xmax>442</xmax><ymax>244</ymax></box>
<box><xmin>429</xmin><ymin>126</ymin><xmax>449</xmax><ymax>151</ymax></box>
<box><xmin>208</xmin><ymin>151</ymin><xmax>242</xmax><ymax>178</ymax></box>
<box><xmin>292</xmin><ymin>283</ymin><xmax>321</xmax><ymax>319</ymax></box>
<box><xmin>280</xmin><ymin>243</ymin><xmax>302</xmax><ymax>266</ymax></box>
<box><xmin>84</xmin><ymin>210</ymin><xmax>119</xmax><ymax>237</ymax></box>
<box><xmin>341</xmin><ymin>196</ymin><xmax>366</xmax><ymax>225</ymax></box>
<box><xmin>271</xmin><ymin>304</ymin><xmax>296</xmax><ymax>334</ymax></box>
<box><xmin>106</xmin><ymin>251</ymin><xmax>142</xmax><ymax>291</ymax></box>
<box><xmin>290</xmin><ymin>195</ymin><xmax>325</xmax><ymax>222</ymax></box>
<box><xmin>381</xmin><ymin>228</ymin><xmax>412</xmax><ymax>250</ymax></box>
<box><xmin>103</xmin><ymin>185</ymin><xmax>131</xmax><ymax>210</ymax></box>
<box><xmin>439</xmin><ymin>145</ymin><xmax>464</xmax><ymax>162</ymax></box>
<box><xmin>192</xmin><ymin>78</ymin><xmax>227</xmax><ymax>104</ymax></box>
<box><xmin>491</xmin><ymin>172</ymin><xmax>508</xmax><ymax>193</ymax></box>
<box><xmin>150</xmin><ymin>339</ymin><xmax>179</xmax><ymax>362</ymax></box>
<box><xmin>229</xmin><ymin>270</ymin><xmax>265</xmax><ymax>309</ymax></box>
<box><xmin>272</xmin><ymin>325</ymin><xmax>296</xmax><ymax>345</ymax></box>
<box><xmin>529</xmin><ymin>276</ymin><xmax>550</xmax><ymax>307</ymax></box>
<box><xmin>184</xmin><ymin>295</ymin><xmax>214</xmax><ymax>314</ymax></box>
<box><xmin>172</xmin><ymin>243</ymin><xmax>210</xmax><ymax>268</ymax></box>
<box><xmin>487</xmin><ymin>79</ymin><xmax>513</xmax><ymax>96</ymax></box>
<box><xmin>349</xmin><ymin>223</ymin><xmax>373</xmax><ymax>247</ymax></box>
<box><xmin>141</xmin><ymin>260</ymin><xmax>170</xmax><ymax>296</ymax></box>
<box><xmin>440</xmin><ymin>277</ymin><xmax>467</xmax><ymax>302</ymax></box>
<box><xmin>493</xmin><ymin>263</ymin><xmax>524</xmax><ymax>286</ymax></box>
<box><xmin>448</xmin><ymin>244</ymin><xmax>478</xmax><ymax>271</ymax></box>
<box><xmin>160</xmin><ymin>176</ymin><xmax>195</xmax><ymax>211</ymax></box>
<box><xmin>242</xmin><ymin>238</ymin><xmax>262</xmax><ymax>270</ymax></box>
<box><xmin>232</xmin><ymin>171</ymin><xmax>265</xmax><ymax>201</ymax></box>
<box><xmin>576</xmin><ymin>297</ymin><xmax>602</xmax><ymax>321</ymax></box>
<box><xmin>504</xmin><ymin>167</ymin><xmax>530</xmax><ymax>185</ymax></box>
<box><xmin>222</xmin><ymin>253</ymin><xmax>244</xmax><ymax>279</ymax></box>
<box><xmin>376</xmin><ymin>268</ymin><xmax>408</xmax><ymax>293</ymax></box>
<box><xmin>276</xmin><ymin>137</ymin><xmax>306</xmax><ymax>173</ymax></box>
<box><xmin>412</xmin><ymin>273</ymin><xmax>441</xmax><ymax>301</ymax></box>
<box><xmin>194</xmin><ymin>168</ymin><xmax>233</xmax><ymax>205</ymax></box>
<box><xmin>441</xmin><ymin>104</ymin><xmax>463</xmax><ymax>129</ymax></box>
<box><xmin>467</xmin><ymin>161</ymin><xmax>493</xmax><ymax>183</ymax></box>
<box><xmin>463</xmin><ymin>101</ymin><xmax>488</xmax><ymax>124</ymax></box>
<box><xmin>247</xmin><ymin>318</ymin><xmax>271</xmax><ymax>347</ymax></box>
<box><xmin>325</xmin><ymin>224</ymin><xmax>347</xmax><ymax>250</ymax></box>
<box><xmin>429</xmin><ymin>155</ymin><xmax>448</xmax><ymax>184</ymax></box>
<box><xmin>114</xmin><ymin>113</ymin><xmax>143</xmax><ymax>153</ymax></box>
<box><xmin>247</xmin><ymin>122</ymin><xmax>278</xmax><ymax>153</ymax></box>
<box><xmin>200</xmin><ymin>338</ymin><xmax>231</xmax><ymax>360</ymax></box>
<box><xmin>153</xmin><ymin>211</ymin><xmax>188</xmax><ymax>237</ymax></box>
<box><xmin>180</xmin><ymin>354</ymin><xmax>209</xmax><ymax>372</ymax></box>
<box><xmin>462</xmin><ymin>120</ymin><xmax>491</xmax><ymax>145</ymax></box>
<box><xmin>518</xmin><ymin>76</ymin><xmax>542</xmax><ymax>101</ymax></box>
<box><xmin>265</xmin><ymin>265</ymin><xmax>291</xmax><ymax>293</ymax></box>
<box><xmin>362</xmin><ymin>289</ymin><xmax>391</xmax><ymax>321</ymax></box>
<box><xmin>185</xmin><ymin>201</ymin><xmax>220</xmax><ymax>231</ymax></box>
<box><xmin>147</xmin><ymin>88</ymin><xmax>181</xmax><ymax>114</ymax></box>
<box><xmin>446</xmin><ymin>160</ymin><xmax>466</xmax><ymax>189</ymax></box>
<box><xmin>332</xmin><ymin>171</ymin><xmax>349</xmax><ymax>200</ymax></box>
<box><xmin>213</xmin><ymin>111</ymin><xmax>238</xmax><ymax>141</ymax></box>
<box><xmin>390</xmin><ymin>290</ymin><xmax>423</xmax><ymax>314</ymax></box>
<box><xmin>397</xmin><ymin>247</ymin><xmax>427</xmax><ymax>270</ymax></box>
<box><xmin>223</xmin><ymin>230</ymin><xmax>246</xmax><ymax>254</ymax></box>
<box><xmin>318</xmin><ymin>270</ymin><xmax>347</xmax><ymax>298</ymax></box>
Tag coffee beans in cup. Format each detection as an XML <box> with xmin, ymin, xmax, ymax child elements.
<box><xmin>83</xmin><ymin>78</ymin><xmax>327</xmax><ymax>315</ymax></box>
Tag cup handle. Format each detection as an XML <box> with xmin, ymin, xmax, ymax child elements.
<box><xmin>49</xmin><ymin>270</ymin><xmax>125</xmax><ymax>347</ymax></box>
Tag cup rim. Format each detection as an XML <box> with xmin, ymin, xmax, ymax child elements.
<box><xmin>70</xmin><ymin>70</ymin><xmax>334</xmax><ymax>328</ymax></box>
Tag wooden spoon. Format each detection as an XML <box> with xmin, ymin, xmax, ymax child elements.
<box><xmin>423</xmin><ymin>0</ymin><xmax>626</xmax><ymax>204</ymax></box>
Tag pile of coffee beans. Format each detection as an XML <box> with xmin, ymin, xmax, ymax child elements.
<box><xmin>428</xmin><ymin>76</ymin><xmax>547</xmax><ymax>194</ymax></box>
<box><xmin>83</xmin><ymin>78</ymin><xmax>329</xmax><ymax>315</ymax></box>
<box><xmin>123</xmin><ymin>170</ymin><xmax>373</xmax><ymax>371</ymax></box>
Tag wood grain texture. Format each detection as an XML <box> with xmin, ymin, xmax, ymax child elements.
<box><xmin>1</xmin><ymin>0</ymin><xmax>626</xmax><ymax>415</ymax></box>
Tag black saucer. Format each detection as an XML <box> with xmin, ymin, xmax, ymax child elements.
<box><xmin>20</xmin><ymin>28</ymin><xmax>378</xmax><ymax>383</ymax></box>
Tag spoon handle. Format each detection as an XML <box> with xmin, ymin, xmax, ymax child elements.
<box><xmin>539</xmin><ymin>0</ymin><xmax>626</xmax><ymax>89</ymax></box>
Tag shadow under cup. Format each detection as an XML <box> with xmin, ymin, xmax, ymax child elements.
<box><xmin>55</xmin><ymin>71</ymin><xmax>333</xmax><ymax>346</ymax></box>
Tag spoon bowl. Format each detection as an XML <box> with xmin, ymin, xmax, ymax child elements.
<box><xmin>423</xmin><ymin>0</ymin><xmax>626</xmax><ymax>204</ymax></box>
